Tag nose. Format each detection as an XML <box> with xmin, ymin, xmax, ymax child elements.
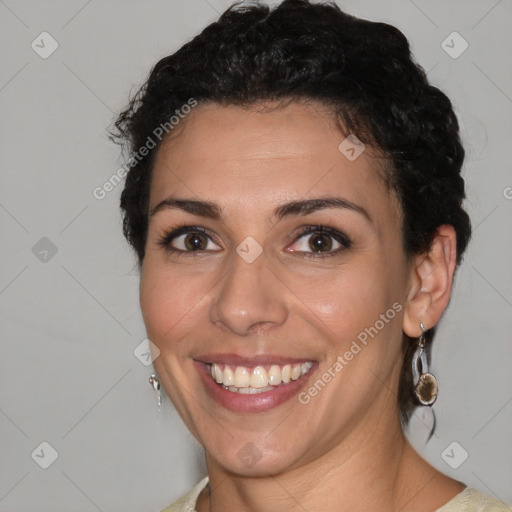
<box><xmin>209</xmin><ymin>252</ymin><xmax>289</xmax><ymax>336</ymax></box>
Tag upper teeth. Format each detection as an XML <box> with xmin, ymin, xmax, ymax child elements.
<box><xmin>210</xmin><ymin>362</ymin><xmax>313</xmax><ymax>389</ymax></box>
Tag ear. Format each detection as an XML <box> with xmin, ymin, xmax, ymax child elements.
<box><xmin>403</xmin><ymin>225</ymin><xmax>458</xmax><ymax>337</ymax></box>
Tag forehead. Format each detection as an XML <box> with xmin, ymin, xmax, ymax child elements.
<box><xmin>149</xmin><ymin>101</ymin><xmax>398</xmax><ymax>222</ymax></box>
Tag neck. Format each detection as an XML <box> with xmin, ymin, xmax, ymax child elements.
<box><xmin>197</xmin><ymin>406</ymin><xmax>461</xmax><ymax>512</ymax></box>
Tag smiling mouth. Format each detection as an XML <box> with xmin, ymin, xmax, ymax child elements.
<box><xmin>208</xmin><ymin>362</ymin><xmax>314</xmax><ymax>394</ymax></box>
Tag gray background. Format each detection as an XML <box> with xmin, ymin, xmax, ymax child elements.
<box><xmin>0</xmin><ymin>0</ymin><xmax>511</xmax><ymax>510</ymax></box>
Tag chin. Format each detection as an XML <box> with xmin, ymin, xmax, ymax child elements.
<box><xmin>203</xmin><ymin>432</ymin><xmax>310</xmax><ymax>477</ymax></box>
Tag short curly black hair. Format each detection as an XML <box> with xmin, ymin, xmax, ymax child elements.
<box><xmin>111</xmin><ymin>0</ymin><xmax>471</xmax><ymax>427</ymax></box>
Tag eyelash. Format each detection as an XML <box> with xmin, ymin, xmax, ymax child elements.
<box><xmin>292</xmin><ymin>225</ymin><xmax>352</xmax><ymax>257</ymax></box>
<box><xmin>157</xmin><ymin>224</ymin><xmax>352</xmax><ymax>258</ymax></box>
<box><xmin>157</xmin><ymin>225</ymin><xmax>213</xmax><ymax>257</ymax></box>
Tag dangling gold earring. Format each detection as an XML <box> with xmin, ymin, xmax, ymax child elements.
<box><xmin>412</xmin><ymin>323</ymin><xmax>438</xmax><ymax>406</ymax></box>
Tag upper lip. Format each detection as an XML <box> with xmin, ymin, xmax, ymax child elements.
<box><xmin>194</xmin><ymin>353</ymin><xmax>315</xmax><ymax>367</ymax></box>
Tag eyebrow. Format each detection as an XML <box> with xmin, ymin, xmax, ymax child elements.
<box><xmin>274</xmin><ymin>197</ymin><xmax>372</xmax><ymax>224</ymax></box>
<box><xmin>148</xmin><ymin>196</ymin><xmax>372</xmax><ymax>224</ymax></box>
<box><xmin>149</xmin><ymin>198</ymin><xmax>221</xmax><ymax>219</ymax></box>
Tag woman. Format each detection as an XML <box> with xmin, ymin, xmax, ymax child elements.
<box><xmin>112</xmin><ymin>1</ymin><xmax>510</xmax><ymax>510</ymax></box>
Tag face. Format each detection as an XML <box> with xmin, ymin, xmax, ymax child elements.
<box><xmin>140</xmin><ymin>101</ymin><xmax>413</xmax><ymax>475</ymax></box>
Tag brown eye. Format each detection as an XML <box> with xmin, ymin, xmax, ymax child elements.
<box><xmin>183</xmin><ymin>232</ymin><xmax>208</xmax><ymax>251</ymax></box>
<box><xmin>308</xmin><ymin>233</ymin><xmax>333</xmax><ymax>252</ymax></box>
<box><xmin>158</xmin><ymin>226</ymin><xmax>222</xmax><ymax>254</ymax></box>
<box><xmin>286</xmin><ymin>225</ymin><xmax>351</xmax><ymax>257</ymax></box>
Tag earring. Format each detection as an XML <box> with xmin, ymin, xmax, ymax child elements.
<box><xmin>411</xmin><ymin>323</ymin><xmax>438</xmax><ymax>406</ymax></box>
<box><xmin>149</xmin><ymin>374</ymin><xmax>162</xmax><ymax>407</ymax></box>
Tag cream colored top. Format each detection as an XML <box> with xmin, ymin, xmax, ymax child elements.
<box><xmin>161</xmin><ymin>477</ymin><xmax>512</xmax><ymax>512</ymax></box>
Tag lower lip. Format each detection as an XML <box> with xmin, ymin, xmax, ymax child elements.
<box><xmin>194</xmin><ymin>361</ymin><xmax>316</xmax><ymax>413</ymax></box>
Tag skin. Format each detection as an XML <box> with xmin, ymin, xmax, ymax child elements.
<box><xmin>140</xmin><ymin>101</ymin><xmax>464</xmax><ymax>511</ymax></box>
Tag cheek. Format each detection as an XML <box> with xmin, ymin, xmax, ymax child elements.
<box><xmin>300</xmin><ymin>265</ymin><xmax>389</xmax><ymax>336</ymax></box>
<box><xmin>139</xmin><ymin>261</ymin><xmax>203</xmax><ymax>346</ymax></box>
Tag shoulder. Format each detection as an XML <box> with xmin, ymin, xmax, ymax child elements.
<box><xmin>158</xmin><ymin>481</ymin><xmax>511</xmax><ymax>512</ymax></box>
<box><xmin>436</xmin><ymin>487</ymin><xmax>512</xmax><ymax>512</ymax></box>
<box><xmin>160</xmin><ymin>477</ymin><xmax>209</xmax><ymax>512</ymax></box>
